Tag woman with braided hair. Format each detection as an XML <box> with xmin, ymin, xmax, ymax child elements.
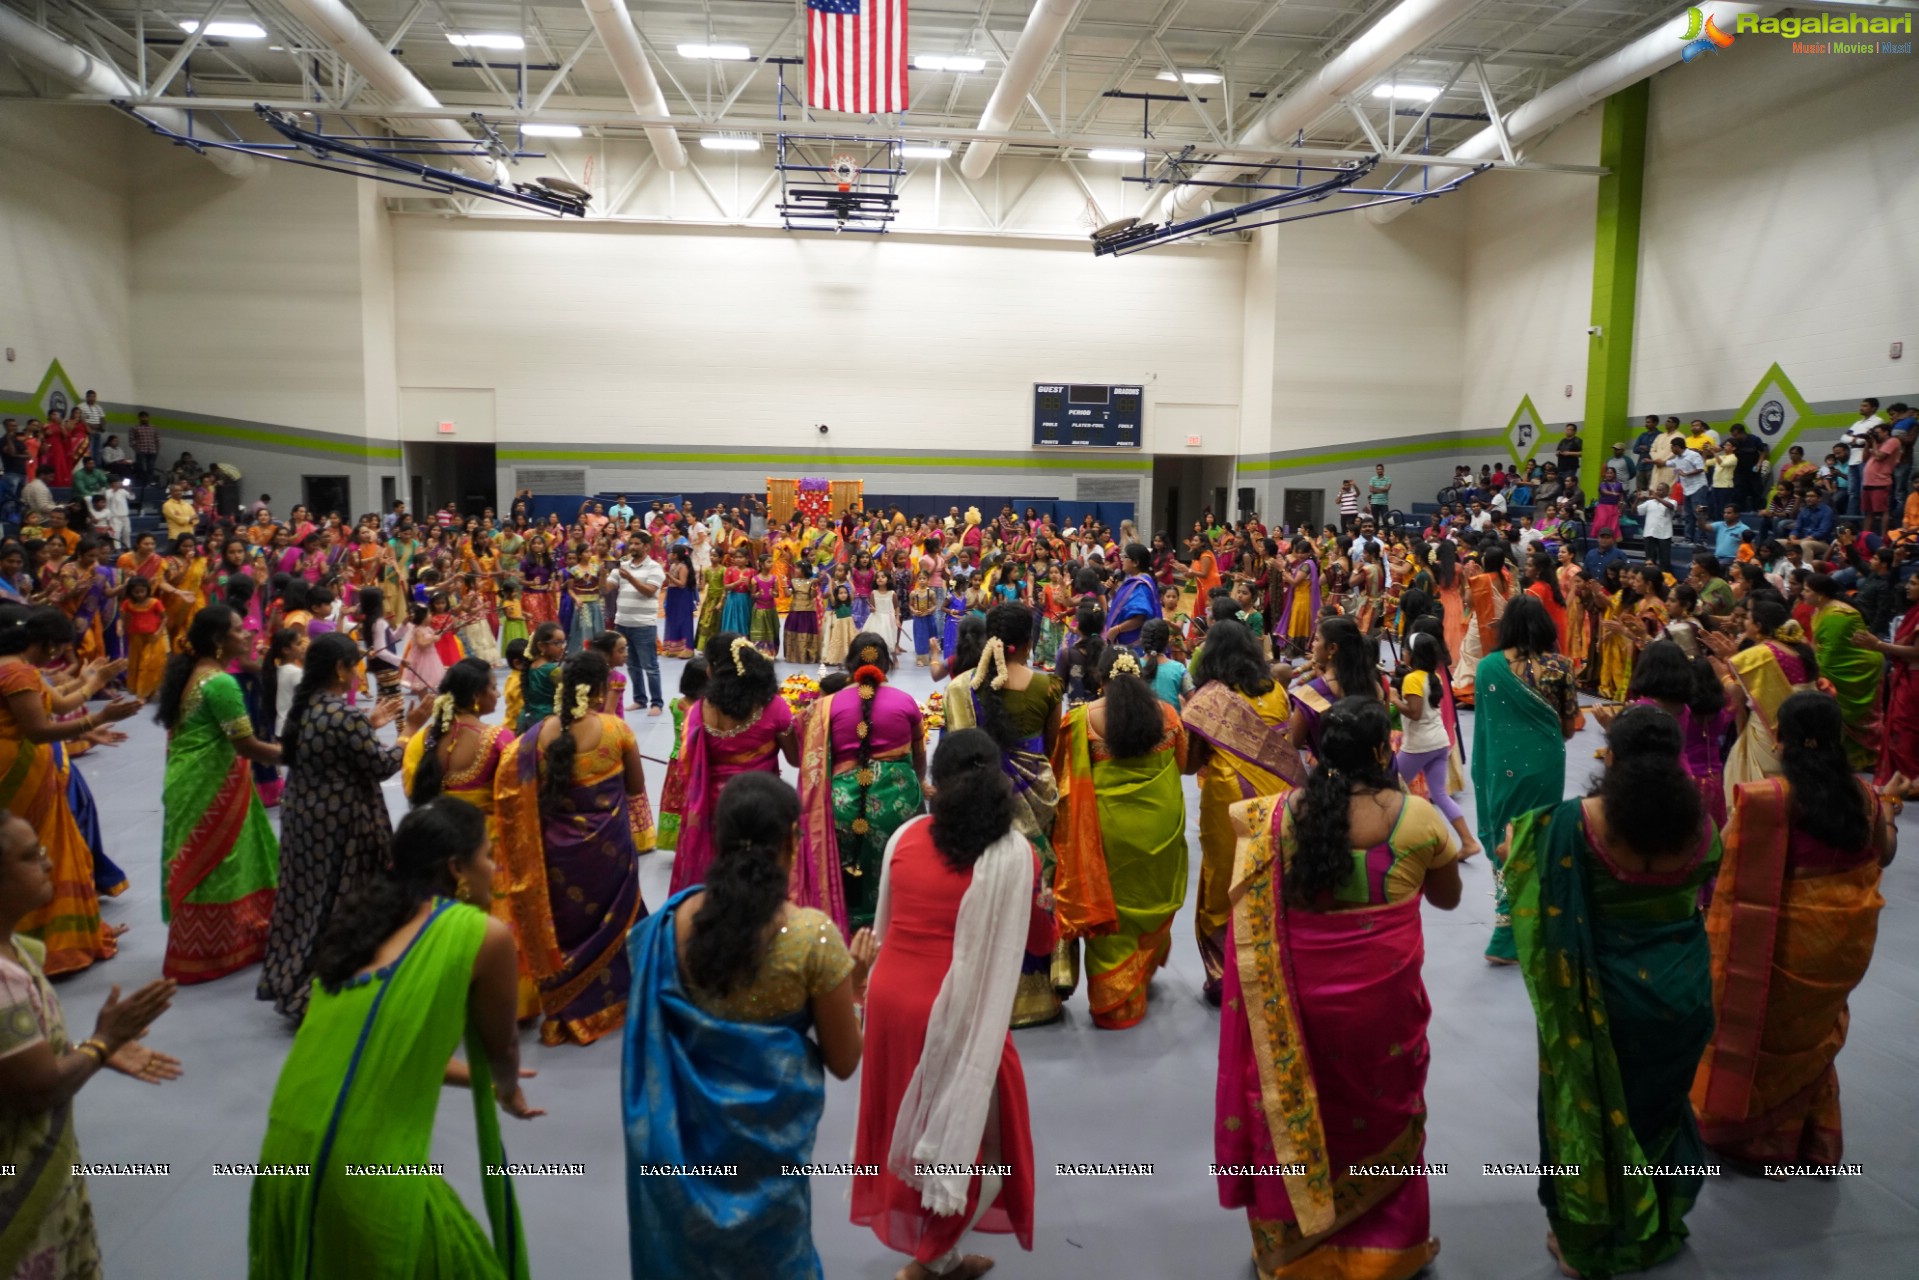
<box><xmin>494</xmin><ymin>649</ymin><xmax>647</xmax><ymax>1045</ymax></box>
<box><xmin>1050</xmin><ymin>646</ymin><xmax>1189</xmax><ymax>1029</ymax></box>
<box><xmin>798</xmin><ymin>632</ymin><xmax>926</xmax><ymax>933</ymax></box>
<box><xmin>402</xmin><ymin>658</ymin><xmax>538</xmax><ymax>1021</ymax></box>
<box><xmin>668</xmin><ymin>633</ymin><xmax>800</xmax><ymax>902</ymax></box>
<box><xmin>941</xmin><ymin>603</ymin><xmax>1065</xmax><ymax>1026</ymax></box>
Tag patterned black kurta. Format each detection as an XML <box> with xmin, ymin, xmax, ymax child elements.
<box><xmin>256</xmin><ymin>693</ymin><xmax>404</xmax><ymax>1020</ymax></box>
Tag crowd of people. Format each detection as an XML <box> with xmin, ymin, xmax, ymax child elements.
<box><xmin>0</xmin><ymin>431</ymin><xmax>1906</xmax><ymax>1280</ymax></box>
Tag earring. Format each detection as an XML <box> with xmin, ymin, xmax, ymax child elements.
<box><xmin>455</xmin><ymin>879</ymin><xmax>472</xmax><ymax>903</ymax></box>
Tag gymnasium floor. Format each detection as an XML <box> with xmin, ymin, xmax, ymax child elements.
<box><xmin>64</xmin><ymin>655</ymin><xmax>1919</xmax><ymax>1279</ymax></box>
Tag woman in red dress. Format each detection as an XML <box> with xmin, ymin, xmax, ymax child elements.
<box><xmin>852</xmin><ymin>727</ymin><xmax>1047</xmax><ymax>1280</ymax></box>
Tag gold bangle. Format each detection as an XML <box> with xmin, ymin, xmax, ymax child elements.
<box><xmin>75</xmin><ymin>1037</ymin><xmax>109</xmax><ymax>1065</ymax></box>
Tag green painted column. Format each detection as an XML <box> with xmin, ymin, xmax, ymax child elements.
<box><xmin>1581</xmin><ymin>79</ymin><xmax>1649</xmax><ymax>498</ymax></box>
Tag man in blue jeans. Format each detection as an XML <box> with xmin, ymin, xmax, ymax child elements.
<box><xmin>612</xmin><ymin>532</ymin><xmax>667</xmax><ymax>714</ymax></box>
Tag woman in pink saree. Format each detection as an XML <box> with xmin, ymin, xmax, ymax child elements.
<box><xmin>1217</xmin><ymin>697</ymin><xmax>1463</xmax><ymax>1280</ymax></box>
<box><xmin>669</xmin><ymin>633</ymin><xmax>800</xmax><ymax>899</ymax></box>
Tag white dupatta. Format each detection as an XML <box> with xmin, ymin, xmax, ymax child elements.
<box><xmin>870</xmin><ymin>814</ymin><xmax>1029</xmax><ymax>1217</ymax></box>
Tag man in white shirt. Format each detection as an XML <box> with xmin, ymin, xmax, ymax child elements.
<box><xmin>21</xmin><ymin>474</ymin><xmax>54</xmax><ymax>518</ymax></box>
<box><xmin>102</xmin><ymin>478</ymin><xmax>132</xmax><ymax>549</ymax></box>
<box><xmin>1489</xmin><ymin>487</ymin><xmax>1509</xmax><ymax>515</ymax></box>
<box><xmin>1468</xmin><ymin>502</ymin><xmax>1493</xmax><ymax>532</ymax></box>
<box><xmin>612</xmin><ymin>532</ymin><xmax>666</xmax><ymax>713</ymax></box>
<box><xmin>1839</xmin><ymin>396</ymin><xmax>1882</xmax><ymax>516</ymax></box>
<box><xmin>1670</xmin><ymin>435</ymin><xmax>1709</xmax><ymax>543</ymax></box>
<box><xmin>77</xmin><ymin>390</ymin><xmax>106</xmax><ymax>459</ymax></box>
<box><xmin>1636</xmin><ymin>484</ymin><xmax>1677</xmax><ymax>572</ymax></box>
<box><xmin>1514</xmin><ymin>514</ymin><xmax>1545</xmax><ymax>553</ymax></box>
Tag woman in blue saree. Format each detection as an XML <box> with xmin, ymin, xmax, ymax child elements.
<box><xmin>1102</xmin><ymin>543</ymin><xmax>1162</xmax><ymax>651</ymax></box>
<box><xmin>1505</xmin><ymin>707</ymin><xmax>1718</xmax><ymax>1280</ymax></box>
<box><xmin>623</xmin><ymin>773</ymin><xmax>872</xmax><ymax>1279</ymax></box>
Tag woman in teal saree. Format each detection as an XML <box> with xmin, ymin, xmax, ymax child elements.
<box><xmin>1505</xmin><ymin>708</ymin><xmax>1718</xmax><ymax>1280</ymax></box>
<box><xmin>1471</xmin><ymin>595</ymin><xmax>1579</xmax><ymax>964</ymax></box>
<box><xmin>249</xmin><ymin>798</ymin><xmax>537</xmax><ymax>1279</ymax></box>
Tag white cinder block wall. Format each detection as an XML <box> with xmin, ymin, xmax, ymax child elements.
<box><xmin>1634</xmin><ymin>35</ymin><xmax>1919</xmax><ymax>420</ymax></box>
<box><xmin>390</xmin><ymin>219</ymin><xmax>1245</xmax><ymax>453</ymax></box>
<box><xmin>0</xmin><ymin>106</ymin><xmax>135</xmax><ymax>402</ymax></box>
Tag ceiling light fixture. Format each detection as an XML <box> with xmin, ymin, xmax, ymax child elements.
<box><xmin>913</xmin><ymin>54</ymin><xmax>986</xmax><ymax>72</ymax></box>
<box><xmin>1155</xmin><ymin>69</ymin><xmax>1223</xmax><ymax>85</ymax></box>
<box><xmin>179</xmin><ymin>20</ymin><xmax>268</xmax><ymax>39</ymax></box>
<box><xmin>700</xmin><ymin>135</ymin><xmax>762</xmax><ymax>152</ymax></box>
<box><xmin>679</xmin><ymin>43</ymin><xmax>752</xmax><ymax>60</ymax></box>
<box><xmin>1086</xmin><ymin>148</ymin><xmax>1147</xmax><ymax>163</ymax></box>
<box><xmin>446</xmin><ymin>33</ymin><xmax>525</xmax><ymax>51</ymax></box>
<box><xmin>1371</xmin><ymin>83</ymin><xmax>1440</xmax><ymax>101</ymax></box>
<box><xmin>900</xmin><ymin>144</ymin><xmax>953</xmax><ymax>160</ymax></box>
<box><xmin>521</xmin><ymin>123</ymin><xmax>583</xmax><ymax>138</ymax></box>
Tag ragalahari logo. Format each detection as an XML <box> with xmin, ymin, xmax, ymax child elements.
<box><xmin>1679</xmin><ymin>7</ymin><xmax>1736</xmax><ymax>62</ymax></box>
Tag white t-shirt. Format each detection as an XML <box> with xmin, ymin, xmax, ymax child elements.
<box><xmin>1516</xmin><ymin>527</ymin><xmax>1544</xmax><ymax>551</ymax></box>
<box><xmin>612</xmin><ymin>557</ymin><xmax>665</xmax><ymax>627</ymax></box>
<box><xmin>1844</xmin><ymin>417</ymin><xmax>1882</xmax><ymax>466</ymax></box>
<box><xmin>1637</xmin><ymin>497</ymin><xmax>1675</xmax><ymax>539</ymax></box>
<box><xmin>1399</xmin><ymin>670</ymin><xmax>1451</xmax><ymax>754</ymax></box>
<box><xmin>1673</xmin><ymin>449</ymin><xmax>1708</xmax><ymax>495</ymax></box>
<box><xmin>273</xmin><ymin>662</ymin><xmax>304</xmax><ymax>737</ymax></box>
<box><xmin>76</xmin><ymin>401</ymin><xmax>105</xmax><ymax>427</ymax></box>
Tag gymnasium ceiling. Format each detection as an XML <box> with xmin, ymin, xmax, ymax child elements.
<box><xmin>7</xmin><ymin>0</ymin><xmax>1700</xmax><ymax>161</ymax></box>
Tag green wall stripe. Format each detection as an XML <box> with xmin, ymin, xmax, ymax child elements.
<box><xmin>102</xmin><ymin>410</ymin><xmax>402</xmax><ymax>461</ymax></box>
<box><xmin>1241</xmin><ymin>432</ymin><xmax>1507</xmax><ymax>474</ymax></box>
<box><xmin>496</xmin><ymin>448</ymin><xmax>1149</xmax><ymax>472</ymax></box>
<box><xmin>1581</xmin><ymin>81</ymin><xmax>1648</xmax><ymax>494</ymax></box>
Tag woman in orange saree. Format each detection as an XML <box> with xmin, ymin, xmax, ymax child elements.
<box><xmin>1691</xmin><ymin>694</ymin><xmax>1893</xmax><ymax>1169</ymax></box>
<box><xmin>1217</xmin><ymin>697</ymin><xmax>1460</xmax><ymax>1280</ymax></box>
<box><xmin>0</xmin><ymin>607</ymin><xmax>142</xmax><ymax>975</ymax></box>
<box><xmin>1452</xmin><ymin>546</ymin><xmax>1515</xmax><ymax>707</ymax></box>
<box><xmin>162</xmin><ymin>535</ymin><xmax>207</xmax><ymax>651</ymax></box>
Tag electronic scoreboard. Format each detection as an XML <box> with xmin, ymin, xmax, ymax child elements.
<box><xmin>1032</xmin><ymin>383</ymin><xmax>1143</xmax><ymax>448</ymax></box>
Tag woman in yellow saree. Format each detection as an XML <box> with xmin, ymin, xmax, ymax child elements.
<box><xmin>1050</xmin><ymin>649</ymin><xmax>1187</xmax><ymax>1029</ymax></box>
<box><xmin>1691</xmin><ymin>693</ymin><xmax>1893</xmax><ymax>1169</ymax></box>
<box><xmin>1180</xmin><ymin>620</ymin><xmax>1304</xmax><ymax>1005</ymax></box>
<box><xmin>403</xmin><ymin>658</ymin><xmax>538</xmax><ymax>1022</ymax></box>
<box><xmin>163</xmin><ymin>534</ymin><xmax>209</xmax><ymax>650</ymax></box>
<box><xmin>1596</xmin><ymin>564</ymin><xmax>1669</xmax><ymax>702</ymax></box>
<box><xmin>1706</xmin><ymin>599</ymin><xmax>1821</xmax><ymax>801</ymax></box>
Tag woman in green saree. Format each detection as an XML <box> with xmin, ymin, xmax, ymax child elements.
<box><xmin>1050</xmin><ymin>648</ymin><xmax>1188</xmax><ymax>1029</ymax></box>
<box><xmin>1804</xmin><ymin>574</ymin><xmax>1883</xmax><ymax>769</ymax></box>
<box><xmin>249</xmin><ymin>797</ymin><xmax>539</xmax><ymax>1280</ymax></box>
<box><xmin>1505</xmin><ymin>708</ymin><xmax>1718</xmax><ymax>1280</ymax></box>
<box><xmin>1471</xmin><ymin>595</ymin><xmax>1580</xmax><ymax>965</ymax></box>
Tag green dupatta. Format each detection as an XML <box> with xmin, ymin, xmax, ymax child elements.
<box><xmin>1471</xmin><ymin>650</ymin><xmax>1567</xmax><ymax>961</ymax></box>
<box><xmin>248</xmin><ymin>900</ymin><xmax>526</xmax><ymax>1279</ymax></box>
<box><xmin>1507</xmin><ymin>800</ymin><xmax>1714</xmax><ymax>1279</ymax></box>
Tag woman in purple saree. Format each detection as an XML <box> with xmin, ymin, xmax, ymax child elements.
<box><xmin>495</xmin><ymin>649</ymin><xmax>647</xmax><ymax>1046</ymax></box>
<box><xmin>1216</xmin><ymin>697</ymin><xmax>1462</xmax><ymax>1280</ymax></box>
<box><xmin>668</xmin><ymin>634</ymin><xmax>800</xmax><ymax>899</ymax></box>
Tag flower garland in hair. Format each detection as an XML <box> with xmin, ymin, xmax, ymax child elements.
<box><xmin>570</xmin><ymin>682</ymin><xmax>594</xmax><ymax>720</ymax></box>
<box><xmin>1109</xmin><ymin>651</ymin><xmax>1142</xmax><ymax>678</ymax></box>
<box><xmin>969</xmin><ymin>636</ymin><xmax>1010</xmax><ymax>691</ymax></box>
<box><xmin>729</xmin><ymin>635</ymin><xmax>753</xmax><ymax>676</ymax></box>
<box><xmin>432</xmin><ymin>693</ymin><xmax>457</xmax><ymax>733</ymax></box>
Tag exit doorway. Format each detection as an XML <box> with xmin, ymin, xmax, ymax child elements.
<box><xmin>1150</xmin><ymin>453</ymin><xmax>1237</xmax><ymax>543</ymax></box>
<box><xmin>403</xmin><ymin>442</ymin><xmax>498</xmax><ymax>520</ymax></box>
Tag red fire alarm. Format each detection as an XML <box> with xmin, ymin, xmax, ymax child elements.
<box><xmin>437</xmin><ymin>420</ymin><xmax>456</xmax><ymax>434</ymax></box>
<box><xmin>1186</xmin><ymin>434</ymin><xmax>1202</xmax><ymax>448</ymax></box>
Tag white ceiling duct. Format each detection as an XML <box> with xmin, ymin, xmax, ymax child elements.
<box><xmin>0</xmin><ymin>5</ymin><xmax>256</xmax><ymax>176</ymax></box>
<box><xmin>1368</xmin><ymin>1</ymin><xmax>1780</xmax><ymax>222</ymax></box>
<box><xmin>580</xmin><ymin>0</ymin><xmax>686</xmax><ymax>170</ymax></box>
<box><xmin>959</xmin><ymin>0</ymin><xmax>1082</xmax><ymax>181</ymax></box>
<box><xmin>276</xmin><ymin>0</ymin><xmax>493</xmax><ymax>181</ymax></box>
<box><xmin>1159</xmin><ymin>0</ymin><xmax>1480</xmax><ymax>222</ymax></box>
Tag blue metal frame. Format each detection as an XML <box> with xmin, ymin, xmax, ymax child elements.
<box><xmin>108</xmin><ymin>102</ymin><xmax>590</xmax><ymax>218</ymax></box>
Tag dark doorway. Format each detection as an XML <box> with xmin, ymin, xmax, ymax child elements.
<box><xmin>381</xmin><ymin>475</ymin><xmax>397</xmax><ymax>514</ymax></box>
<box><xmin>304</xmin><ymin>475</ymin><xmax>351</xmax><ymax>521</ymax></box>
<box><xmin>404</xmin><ymin>443</ymin><xmax>498</xmax><ymax>520</ymax></box>
<box><xmin>1283</xmin><ymin>488</ymin><xmax>1323</xmax><ymax>533</ymax></box>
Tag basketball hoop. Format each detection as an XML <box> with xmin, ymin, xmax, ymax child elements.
<box><xmin>830</xmin><ymin>155</ymin><xmax>860</xmax><ymax>193</ymax></box>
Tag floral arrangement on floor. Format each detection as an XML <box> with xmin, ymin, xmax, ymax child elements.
<box><xmin>780</xmin><ymin>673</ymin><xmax>821</xmax><ymax>713</ymax></box>
<box><xmin>919</xmin><ymin>689</ymin><xmax>944</xmax><ymax>737</ymax></box>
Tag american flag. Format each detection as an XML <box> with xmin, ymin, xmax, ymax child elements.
<box><xmin>807</xmin><ymin>0</ymin><xmax>908</xmax><ymax>115</ymax></box>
